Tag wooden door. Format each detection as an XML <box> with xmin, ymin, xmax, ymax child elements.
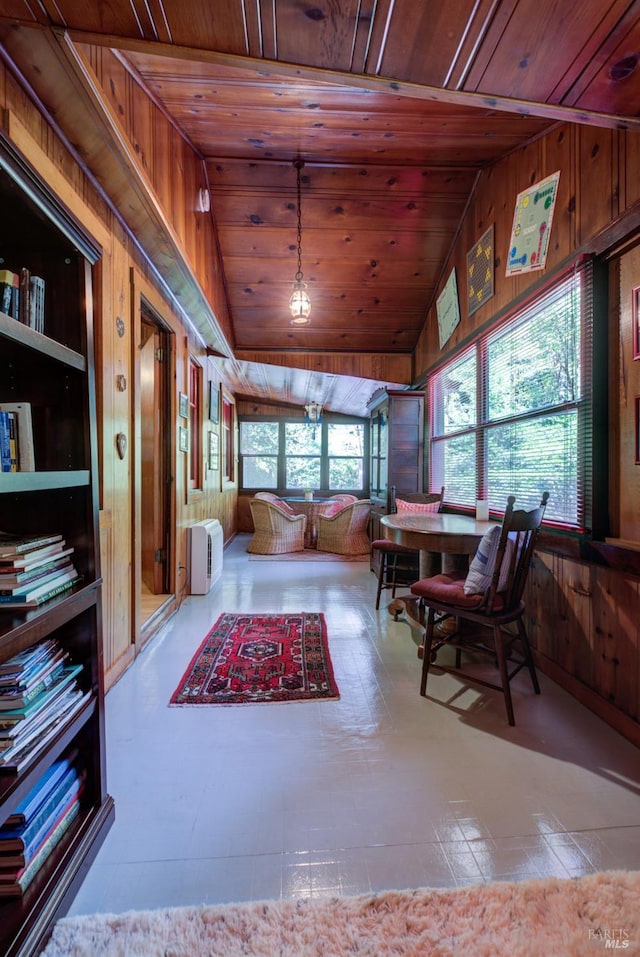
<box><xmin>140</xmin><ymin>315</ymin><xmax>169</xmax><ymax>594</ymax></box>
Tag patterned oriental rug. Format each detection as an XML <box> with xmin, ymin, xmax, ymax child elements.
<box><xmin>169</xmin><ymin>612</ymin><xmax>339</xmax><ymax>705</ymax></box>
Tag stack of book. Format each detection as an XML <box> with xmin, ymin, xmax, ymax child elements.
<box><xmin>0</xmin><ymin>639</ymin><xmax>89</xmax><ymax>773</ymax></box>
<box><xmin>0</xmin><ymin>749</ymin><xmax>85</xmax><ymax>896</ymax></box>
<box><xmin>0</xmin><ymin>532</ymin><xmax>79</xmax><ymax>608</ymax></box>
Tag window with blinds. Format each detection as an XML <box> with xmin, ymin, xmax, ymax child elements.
<box><xmin>429</xmin><ymin>263</ymin><xmax>593</xmax><ymax>529</ymax></box>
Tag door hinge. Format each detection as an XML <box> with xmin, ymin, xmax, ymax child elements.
<box><xmin>154</xmin><ymin>548</ymin><xmax>167</xmax><ymax>563</ymax></box>
<box><xmin>155</xmin><ymin>347</ymin><xmax>164</xmax><ymax>362</ymax></box>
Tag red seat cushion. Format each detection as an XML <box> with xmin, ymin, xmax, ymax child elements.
<box><xmin>371</xmin><ymin>539</ymin><xmax>418</xmax><ymax>554</ymax></box>
<box><xmin>411</xmin><ymin>572</ymin><xmax>505</xmax><ymax>611</ymax></box>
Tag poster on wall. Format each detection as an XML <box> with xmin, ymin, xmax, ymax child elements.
<box><xmin>436</xmin><ymin>268</ymin><xmax>461</xmax><ymax>349</ymax></box>
<box><xmin>467</xmin><ymin>225</ymin><xmax>494</xmax><ymax>317</ymax></box>
<box><xmin>506</xmin><ymin>170</ymin><xmax>560</xmax><ymax>277</ymax></box>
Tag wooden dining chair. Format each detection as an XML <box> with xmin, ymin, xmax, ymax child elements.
<box><xmin>410</xmin><ymin>492</ymin><xmax>549</xmax><ymax>726</ymax></box>
<box><xmin>371</xmin><ymin>487</ymin><xmax>445</xmax><ymax>610</ymax></box>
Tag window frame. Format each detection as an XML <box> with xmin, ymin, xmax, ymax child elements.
<box><xmin>428</xmin><ymin>262</ymin><xmax>596</xmax><ymax>532</ymax></box>
<box><xmin>188</xmin><ymin>357</ymin><xmax>202</xmax><ymax>493</ymax></box>
<box><xmin>221</xmin><ymin>386</ymin><xmax>236</xmax><ymax>488</ymax></box>
<box><xmin>239</xmin><ymin>414</ymin><xmax>368</xmax><ymax>495</ymax></box>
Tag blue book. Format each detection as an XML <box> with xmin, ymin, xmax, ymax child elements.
<box><xmin>0</xmin><ymin>797</ymin><xmax>81</xmax><ymax>896</ymax></box>
<box><xmin>0</xmin><ymin>764</ymin><xmax>82</xmax><ymax>851</ymax></box>
<box><xmin>2</xmin><ymin>748</ymin><xmax>78</xmax><ymax>827</ymax></box>
<box><xmin>0</xmin><ymin>412</ymin><xmax>12</xmax><ymax>473</ymax></box>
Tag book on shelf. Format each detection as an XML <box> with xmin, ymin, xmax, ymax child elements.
<box><xmin>0</xmin><ymin>763</ymin><xmax>83</xmax><ymax>852</ymax></box>
<box><xmin>0</xmin><ymin>544</ymin><xmax>74</xmax><ymax>574</ymax></box>
<box><xmin>0</xmin><ymin>687</ymin><xmax>85</xmax><ymax>755</ymax></box>
<box><xmin>18</xmin><ymin>266</ymin><xmax>29</xmax><ymax>326</ymax></box>
<box><xmin>0</xmin><ymin>651</ymin><xmax>68</xmax><ymax>708</ymax></box>
<box><xmin>0</xmin><ymin>411</ymin><xmax>17</xmax><ymax>473</ymax></box>
<box><xmin>29</xmin><ymin>275</ymin><xmax>45</xmax><ymax>333</ymax></box>
<box><xmin>0</xmin><ymin>796</ymin><xmax>81</xmax><ymax>897</ymax></box>
<box><xmin>0</xmin><ymin>402</ymin><xmax>35</xmax><ymax>471</ymax></box>
<box><xmin>0</xmin><ymin>532</ymin><xmax>64</xmax><ymax>557</ymax></box>
<box><xmin>0</xmin><ymin>687</ymin><xmax>89</xmax><ymax>773</ymax></box>
<box><xmin>0</xmin><ymin>553</ymin><xmax>74</xmax><ymax>588</ymax></box>
<box><xmin>0</xmin><ymin>690</ymin><xmax>76</xmax><ymax>750</ymax></box>
<box><xmin>0</xmin><ymin>641</ymin><xmax>66</xmax><ymax>688</ymax></box>
<box><xmin>0</xmin><ymin>637</ymin><xmax>60</xmax><ymax>677</ymax></box>
<box><xmin>0</xmin><ymin>566</ymin><xmax>78</xmax><ymax>607</ymax></box>
<box><xmin>0</xmin><ymin>269</ymin><xmax>19</xmax><ymax>319</ymax></box>
<box><xmin>0</xmin><ymin>662</ymin><xmax>83</xmax><ymax>728</ymax></box>
<box><xmin>0</xmin><ymin>562</ymin><xmax>73</xmax><ymax>597</ymax></box>
<box><xmin>1</xmin><ymin>748</ymin><xmax>79</xmax><ymax>829</ymax></box>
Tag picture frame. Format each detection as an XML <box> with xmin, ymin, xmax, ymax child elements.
<box><xmin>179</xmin><ymin>391</ymin><xmax>189</xmax><ymax>419</ymax></box>
<box><xmin>179</xmin><ymin>426</ymin><xmax>189</xmax><ymax>453</ymax></box>
<box><xmin>632</xmin><ymin>285</ymin><xmax>640</xmax><ymax>360</ymax></box>
<box><xmin>208</xmin><ymin>430</ymin><xmax>219</xmax><ymax>470</ymax></box>
<box><xmin>636</xmin><ymin>397</ymin><xmax>640</xmax><ymax>465</ymax></box>
<box><xmin>208</xmin><ymin>380</ymin><xmax>219</xmax><ymax>423</ymax></box>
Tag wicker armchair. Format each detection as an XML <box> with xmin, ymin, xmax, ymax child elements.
<box><xmin>248</xmin><ymin>498</ymin><xmax>307</xmax><ymax>554</ymax></box>
<box><xmin>316</xmin><ymin>499</ymin><xmax>371</xmax><ymax>555</ymax></box>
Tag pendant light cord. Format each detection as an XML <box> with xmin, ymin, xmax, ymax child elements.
<box><xmin>295</xmin><ymin>159</ymin><xmax>304</xmax><ymax>283</ymax></box>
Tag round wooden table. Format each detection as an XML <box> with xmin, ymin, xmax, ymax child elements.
<box><xmin>380</xmin><ymin>511</ymin><xmax>494</xmax><ymax>636</ymax></box>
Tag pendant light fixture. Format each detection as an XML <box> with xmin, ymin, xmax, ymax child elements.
<box><xmin>304</xmin><ymin>402</ymin><xmax>323</xmax><ymax>440</ymax></box>
<box><xmin>289</xmin><ymin>158</ymin><xmax>311</xmax><ymax>325</ymax></box>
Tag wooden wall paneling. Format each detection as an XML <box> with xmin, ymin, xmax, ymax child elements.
<box><xmin>621</xmin><ymin>130</ymin><xmax>640</xmax><ymax>212</ymax></box>
<box><xmin>608</xmin><ymin>258</ymin><xmax>622</xmax><ymax>540</ymax></box>
<box><xmin>618</xmin><ymin>248</ymin><xmax>640</xmax><ymax>541</ymax></box>
<box><xmin>592</xmin><ymin>567</ymin><xmax>639</xmax><ymax>719</ymax></box>
<box><xmin>559</xmin><ymin>559</ymin><xmax>595</xmax><ymax>689</ymax></box>
<box><xmin>233</xmin><ymin>350</ymin><xmax>413</xmax><ymax>385</ymax></box>
<box><xmin>100</xmin><ymin>508</ymin><xmax>134</xmax><ymax>690</ymax></box>
<box><xmin>105</xmin><ymin>237</ymin><xmax>134</xmax><ymax>674</ymax></box>
<box><xmin>577</xmin><ymin>126</ymin><xmax>618</xmax><ymax>247</ymax></box>
<box><xmin>172</xmin><ymin>129</ymin><xmax>188</xmax><ymax>252</ymax></box>
<box><xmin>541</xmin><ymin>125</ymin><xmax>576</xmax><ymax>268</ymax></box>
<box><xmin>526</xmin><ymin>550</ymin><xmax>561</xmax><ymax>663</ymax></box>
<box><xmin>151</xmin><ymin>96</ymin><xmax>173</xmax><ymax>217</ymax></box>
<box><xmin>526</xmin><ymin>551</ymin><xmax>595</xmax><ymax>686</ymax></box>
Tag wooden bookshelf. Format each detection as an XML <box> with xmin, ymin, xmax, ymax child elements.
<box><xmin>0</xmin><ymin>134</ymin><xmax>113</xmax><ymax>955</ymax></box>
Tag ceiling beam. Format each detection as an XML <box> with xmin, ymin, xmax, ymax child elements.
<box><xmin>58</xmin><ymin>25</ymin><xmax>640</xmax><ymax>132</ymax></box>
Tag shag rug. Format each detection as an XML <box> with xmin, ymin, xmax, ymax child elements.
<box><xmin>169</xmin><ymin>612</ymin><xmax>339</xmax><ymax>705</ymax></box>
<box><xmin>249</xmin><ymin>550</ymin><xmax>369</xmax><ymax>561</ymax></box>
<box><xmin>41</xmin><ymin>871</ymin><xmax>640</xmax><ymax>956</ymax></box>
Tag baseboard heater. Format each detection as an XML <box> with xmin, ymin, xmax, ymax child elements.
<box><xmin>189</xmin><ymin>518</ymin><xmax>223</xmax><ymax>594</ymax></box>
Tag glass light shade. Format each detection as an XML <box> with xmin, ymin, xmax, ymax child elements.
<box><xmin>289</xmin><ymin>281</ymin><xmax>311</xmax><ymax>324</ymax></box>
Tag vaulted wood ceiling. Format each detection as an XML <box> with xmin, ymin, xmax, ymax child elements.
<box><xmin>1</xmin><ymin>0</ymin><xmax>640</xmax><ymax>413</ymax></box>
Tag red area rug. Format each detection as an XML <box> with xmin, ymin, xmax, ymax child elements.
<box><xmin>170</xmin><ymin>612</ymin><xmax>339</xmax><ymax>705</ymax></box>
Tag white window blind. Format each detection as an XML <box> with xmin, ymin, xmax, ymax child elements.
<box><xmin>429</xmin><ymin>264</ymin><xmax>592</xmax><ymax>528</ymax></box>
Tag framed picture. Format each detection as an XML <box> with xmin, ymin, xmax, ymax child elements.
<box><xmin>208</xmin><ymin>381</ymin><xmax>219</xmax><ymax>423</ymax></box>
<box><xmin>179</xmin><ymin>426</ymin><xmax>189</xmax><ymax>453</ymax></box>
<box><xmin>632</xmin><ymin>286</ymin><xmax>640</xmax><ymax>360</ymax></box>
<box><xmin>179</xmin><ymin>392</ymin><xmax>189</xmax><ymax>419</ymax></box>
<box><xmin>636</xmin><ymin>397</ymin><xmax>640</xmax><ymax>465</ymax></box>
<box><xmin>208</xmin><ymin>430</ymin><xmax>219</xmax><ymax>470</ymax></box>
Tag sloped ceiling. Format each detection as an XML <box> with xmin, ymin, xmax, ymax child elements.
<box><xmin>1</xmin><ymin>0</ymin><xmax>640</xmax><ymax>413</ymax></box>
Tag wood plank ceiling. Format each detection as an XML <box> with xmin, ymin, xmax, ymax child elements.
<box><xmin>2</xmin><ymin>0</ymin><xmax>640</xmax><ymax>413</ymax></box>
